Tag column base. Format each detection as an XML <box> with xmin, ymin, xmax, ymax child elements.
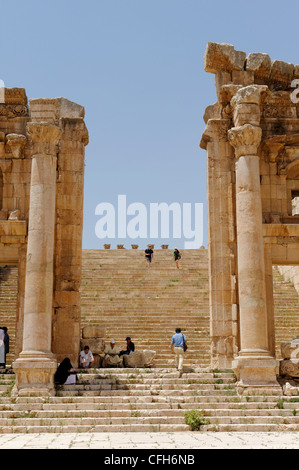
<box><xmin>12</xmin><ymin>351</ymin><xmax>57</xmax><ymax>396</ymax></box>
<box><xmin>232</xmin><ymin>351</ymin><xmax>280</xmax><ymax>389</ymax></box>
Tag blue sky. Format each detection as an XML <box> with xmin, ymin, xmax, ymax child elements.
<box><xmin>1</xmin><ymin>0</ymin><xmax>298</xmax><ymax>249</ymax></box>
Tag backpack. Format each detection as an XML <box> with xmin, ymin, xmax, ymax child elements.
<box><xmin>181</xmin><ymin>333</ymin><xmax>187</xmax><ymax>352</ymax></box>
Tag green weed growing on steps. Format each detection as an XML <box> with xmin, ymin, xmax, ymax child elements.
<box><xmin>183</xmin><ymin>409</ymin><xmax>210</xmax><ymax>431</ymax></box>
<box><xmin>277</xmin><ymin>398</ymin><xmax>285</xmax><ymax>409</ymax></box>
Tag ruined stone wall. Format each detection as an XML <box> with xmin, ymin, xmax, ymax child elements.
<box><xmin>201</xmin><ymin>43</ymin><xmax>299</xmax><ymax>380</ymax></box>
<box><xmin>0</xmin><ymin>89</ymin><xmax>88</xmax><ymax>368</ymax></box>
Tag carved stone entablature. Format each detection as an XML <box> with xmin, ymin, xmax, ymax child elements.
<box><xmin>262</xmin><ymin>140</ymin><xmax>285</xmax><ymax>164</ymax></box>
<box><xmin>262</xmin><ymin>91</ymin><xmax>296</xmax><ymax>119</ymax></box>
<box><xmin>200</xmin><ymin>119</ymin><xmax>231</xmax><ymax>149</ymax></box>
<box><xmin>262</xmin><ymin>134</ymin><xmax>299</xmax><ymax>164</ymax></box>
<box><xmin>228</xmin><ymin>123</ymin><xmax>262</xmax><ymax>158</ymax></box>
<box><xmin>0</xmin><ymin>104</ymin><xmax>29</xmax><ymax>118</ymax></box>
<box><xmin>27</xmin><ymin>122</ymin><xmax>62</xmax><ymax>155</ymax></box>
<box><xmin>5</xmin><ymin>133</ymin><xmax>27</xmax><ymax>159</ymax></box>
<box><xmin>3</xmin><ymin>88</ymin><xmax>27</xmax><ymax>105</ymax></box>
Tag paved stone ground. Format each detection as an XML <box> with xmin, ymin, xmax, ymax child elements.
<box><xmin>0</xmin><ymin>432</ymin><xmax>298</xmax><ymax>449</ymax></box>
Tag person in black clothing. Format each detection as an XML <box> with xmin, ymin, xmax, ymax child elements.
<box><xmin>54</xmin><ymin>358</ymin><xmax>77</xmax><ymax>385</ymax></box>
<box><xmin>119</xmin><ymin>337</ymin><xmax>135</xmax><ymax>356</ymax></box>
<box><xmin>145</xmin><ymin>245</ymin><xmax>154</xmax><ymax>267</ymax></box>
<box><xmin>2</xmin><ymin>327</ymin><xmax>9</xmax><ymax>368</ymax></box>
<box><xmin>173</xmin><ymin>248</ymin><xmax>181</xmax><ymax>269</ymax></box>
<box><xmin>119</xmin><ymin>337</ymin><xmax>135</xmax><ymax>367</ymax></box>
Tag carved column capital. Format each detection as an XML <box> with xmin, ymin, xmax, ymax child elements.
<box><xmin>5</xmin><ymin>134</ymin><xmax>27</xmax><ymax>159</ymax></box>
<box><xmin>228</xmin><ymin>123</ymin><xmax>262</xmax><ymax>158</ymax></box>
<box><xmin>27</xmin><ymin>122</ymin><xmax>62</xmax><ymax>155</ymax></box>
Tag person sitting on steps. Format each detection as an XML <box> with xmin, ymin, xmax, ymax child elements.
<box><xmin>79</xmin><ymin>345</ymin><xmax>95</xmax><ymax>369</ymax></box>
<box><xmin>119</xmin><ymin>337</ymin><xmax>135</xmax><ymax>367</ymax></box>
<box><xmin>104</xmin><ymin>339</ymin><xmax>122</xmax><ymax>367</ymax></box>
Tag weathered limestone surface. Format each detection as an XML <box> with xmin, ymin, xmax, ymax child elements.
<box><xmin>281</xmin><ymin>337</ymin><xmax>299</xmax><ymax>359</ymax></box>
<box><xmin>123</xmin><ymin>350</ymin><xmax>156</xmax><ymax>368</ymax></box>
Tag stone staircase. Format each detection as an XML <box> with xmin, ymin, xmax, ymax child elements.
<box><xmin>80</xmin><ymin>249</ymin><xmax>210</xmax><ymax>369</ymax></box>
<box><xmin>0</xmin><ymin>250</ymin><xmax>298</xmax><ymax>433</ymax></box>
<box><xmin>0</xmin><ymin>367</ymin><xmax>299</xmax><ymax>433</ymax></box>
<box><xmin>273</xmin><ymin>266</ymin><xmax>299</xmax><ymax>359</ymax></box>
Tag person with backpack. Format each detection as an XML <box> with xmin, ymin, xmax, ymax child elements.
<box><xmin>170</xmin><ymin>327</ymin><xmax>187</xmax><ymax>375</ymax></box>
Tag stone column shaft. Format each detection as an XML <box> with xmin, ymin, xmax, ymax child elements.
<box><xmin>235</xmin><ymin>153</ymin><xmax>268</xmax><ymax>352</ymax></box>
<box><xmin>228</xmin><ymin>123</ymin><xmax>278</xmax><ymax>388</ymax></box>
<box><xmin>22</xmin><ymin>154</ymin><xmax>57</xmax><ymax>352</ymax></box>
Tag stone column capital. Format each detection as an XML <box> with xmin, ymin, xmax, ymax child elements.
<box><xmin>200</xmin><ymin>119</ymin><xmax>231</xmax><ymax>149</ymax></box>
<box><xmin>5</xmin><ymin>134</ymin><xmax>27</xmax><ymax>159</ymax></box>
<box><xmin>228</xmin><ymin>123</ymin><xmax>262</xmax><ymax>158</ymax></box>
<box><xmin>27</xmin><ymin>122</ymin><xmax>62</xmax><ymax>155</ymax></box>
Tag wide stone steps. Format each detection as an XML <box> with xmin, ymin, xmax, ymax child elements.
<box><xmin>0</xmin><ymin>251</ymin><xmax>299</xmax><ymax>433</ymax></box>
<box><xmin>81</xmin><ymin>249</ymin><xmax>210</xmax><ymax>369</ymax></box>
<box><xmin>1</xmin><ymin>369</ymin><xmax>299</xmax><ymax>433</ymax></box>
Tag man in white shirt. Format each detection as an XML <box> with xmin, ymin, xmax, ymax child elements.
<box><xmin>80</xmin><ymin>345</ymin><xmax>95</xmax><ymax>369</ymax></box>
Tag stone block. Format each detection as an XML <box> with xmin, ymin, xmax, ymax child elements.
<box><xmin>0</xmin><ymin>220</ymin><xmax>27</xmax><ymax>236</ymax></box>
<box><xmin>281</xmin><ymin>338</ymin><xmax>299</xmax><ymax>359</ymax></box>
<box><xmin>270</xmin><ymin>60</ymin><xmax>294</xmax><ymax>88</ymax></box>
<box><xmin>283</xmin><ymin>381</ymin><xmax>299</xmax><ymax>396</ymax></box>
<box><xmin>246</xmin><ymin>52</ymin><xmax>271</xmax><ymax>80</ymax></box>
<box><xmin>204</xmin><ymin>42</ymin><xmax>246</xmax><ymax>74</ymax></box>
<box><xmin>232</xmin><ymin>70</ymin><xmax>254</xmax><ymax>86</ymax></box>
<box><xmin>123</xmin><ymin>350</ymin><xmax>156</xmax><ymax>368</ymax></box>
<box><xmin>82</xmin><ymin>326</ymin><xmax>106</xmax><ymax>339</ymax></box>
<box><xmin>80</xmin><ymin>338</ymin><xmax>105</xmax><ymax>355</ymax></box>
<box><xmin>54</xmin><ymin>291</ymin><xmax>81</xmax><ymax>308</ymax></box>
<box><xmin>4</xmin><ymin>88</ymin><xmax>27</xmax><ymax>105</ymax></box>
<box><xmin>280</xmin><ymin>359</ymin><xmax>299</xmax><ymax>378</ymax></box>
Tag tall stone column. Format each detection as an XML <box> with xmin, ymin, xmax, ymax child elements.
<box><xmin>201</xmin><ymin>118</ymin><xmax>238</xmax><ymax>369</ymax></box>
<box><xmin>13</xmin><ymin>122</ymin><xmax>61</xmax><ymax>395</ymax></box>
<box><xmin>228</xmin><ymin>123</ymin><xmax>278</xmax><ymax>388</ymax></box>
